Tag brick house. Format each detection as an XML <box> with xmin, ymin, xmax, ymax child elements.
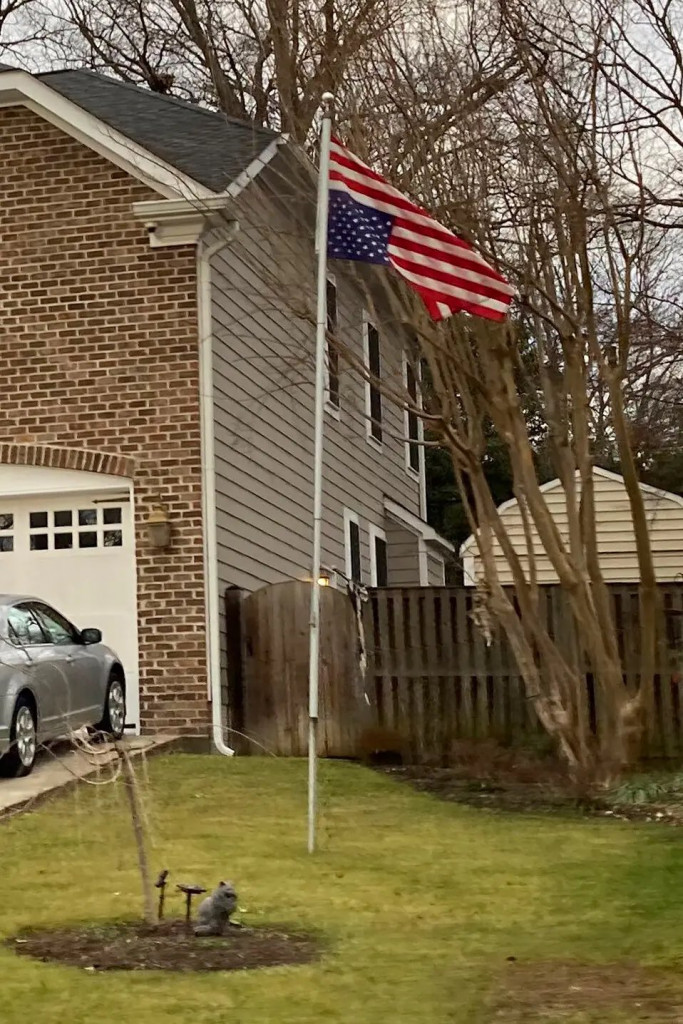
<box><xmin>0</xmin><ymin>64</ymin><xmax>452</xmax><ymax>747</ymax></box>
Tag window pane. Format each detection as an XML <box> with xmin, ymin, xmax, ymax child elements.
<box><xmin>30</xmin><ymin>511</ymin><xmax>48</xmax><ymax>529</ymax></box>
<box><xmin>0</xmin><ymin>537</ymin><xmax>13</xmax><ymax>552</ymax></box>
<box><xmin>326</xmin><ymin>279</ymin><xmax>340</xmax><ymax>408</ymax></box>
<box><xmin>349</xmin><ymin>520</ymin><xmax>362</xmax><ymax>581</ymax></box>
<box><xmin>32</xmin><ymin>604</ymin><xmax>77</xmax><ymax>644</ymax></box>
<box><xmin>406</xmin><ymin>359</ymin><xmax>417</xmax><ymax>402</ymax></box>
<box><xmin>104</xmin><ymin>530</ymin><xmax>123</xmax><ymax>547</ymax></box>
<box><xmin>367</xmin><ymin>324</ymin><xmax>382</xmax><ymax>442</ymax></box>
<box><xmin>79</xmin><ymin>532</ymin><xmax>97</xmax><ymax>548</ymax></box>
<box><xmin>370</xmin><ymin>388</ymin><xmax>383</xmax><ymax>442</ymax></box>
<box><xmin>78</xmin><ymin>509</ymin><xmax>97</xmax><ymax>526</ymax></box>
<box><xmin>30</xmin><ymin>534</ymin><xmax>48</xmax><ymax>551</ymax></box>
<box><xmin>54</xmin><ymin>533</ymin><xmax>73</xmax><ymax>550</ymax></box>
<box><xmin>103</xmin><ymin>507</ymin><xmax>122</xmax><ymax>525</ymax></box>
<box><xmin>7</xmin><ymin>606</ymin><xmax>46</xmax><ymax>645</ymax></box>
<box><xmin>54</xmin><ymin>510</ymin><xmax>72</xmax><ymax>527</ymax></box>
<box><xmin>406</xmin><ymin>359</ymin><xmax>420</xmax><ymax>471</ymax></box>
<box><xmin>408</xmin><ymin>412</ymin><xmax>420</xmax><ymax>471</ymax></box>
<box><xmin>375</xmin><ymin>537</ymin><xmax>388</xmax><ymax>587</ymax></box>
<box><xmin>0</xmin><ymin>513</ymin><xmax>13</xmax><ymax>531</ymax></box>
<box><xmin>368</xmin><ymin>324</ymin><xmax>380</xmax><ymax>375</ymax></box>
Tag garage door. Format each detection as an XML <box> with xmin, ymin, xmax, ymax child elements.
<box><xmin>0</xmin><ymin>466</ymin><xmax>139</xmax><ymax>732</ymax></box>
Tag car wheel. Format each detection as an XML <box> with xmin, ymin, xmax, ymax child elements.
<box><xmin>94</xmin><ymin>674</ymin><xmax>126</xmax><ymax>741</ymax></box>
<box><xmin>0</xmin><ymin>696</ymin><xmax>38</xmax><ymax>778</ymax></box>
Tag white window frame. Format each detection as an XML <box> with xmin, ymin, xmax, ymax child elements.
<box><xmin>362</xmin><ymin>312</ymin><xmax>383</xmax><ymax>451</ymax></box>
<box><xmin>324</xmin><ymin>273</ymin><xmax>341</xmax><ymax>418</ymax></box>
<box><xmin>343</xmin><ymin>508</ymin><xmax>362</xmax><ymax>582</ymax></box>
<box><xmin>402</xmin><ymin>350</ymin><xmax>427</xmax><ymax>518</ymax></box>
<box><xmin>368</xmin><ymin>523</ymin><xmax>388</xmax><ymax>587</ymax></box>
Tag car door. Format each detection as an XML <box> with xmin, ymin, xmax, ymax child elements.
<box><xmin>5</xmin><ymin>603</ymin><xmax>68</xmax><ymax>739</ymax></box>
<box><xmin>31</xmin><ymin>602</ymin><xmax>101</xmax><ymax>728</ymax></box>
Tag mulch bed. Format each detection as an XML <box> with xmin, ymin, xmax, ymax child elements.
<box><xmin>373</xmin><ymin>741</ymin><xmax>683</xmax><ymax>824</ymax></box>
<box><xmin>7</xmin><ymin>919</ymin><xmax>320</xmax><ymax>972</ymax></box>
<box><xmin>490</xmin><ymin>959</ymin><xmax>683</xmax><ymax>1021</ymax></box>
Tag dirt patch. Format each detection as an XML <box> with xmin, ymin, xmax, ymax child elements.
<box><xmin>376</xmin><ymin>741</ymin><xmax>683</xmax><ymax>824</ymax></box>
<box><xmin>491</xmin><ymin>959</ymin><xmax>683</xmax><ymax>1021</ymax></box>
<box><xmin>7</xmin><ymin>919</ymin><xmax>320</xmax><ymax>972</ymax></box>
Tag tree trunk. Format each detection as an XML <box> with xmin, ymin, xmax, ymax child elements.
<box><xmin>119</xmin><ymin>746</ymin><xmax>156</xmax><ymax>927</ymax></box>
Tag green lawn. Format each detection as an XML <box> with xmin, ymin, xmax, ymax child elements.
<box><xmin>2</xmin><ymin>755</ymin><xmax>683</xmax><ymax>1023</ymax></box>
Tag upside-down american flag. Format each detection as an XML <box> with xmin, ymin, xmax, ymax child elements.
<box><xmin>327</xmin><ymin>137</ymin><xmax>514</xmax><ymax>322</ymax></box>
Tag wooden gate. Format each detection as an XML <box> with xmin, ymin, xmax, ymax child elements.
<box><xmin>239</xmin><ymin>580</ymin><xmax>367</xmax><ymax>756</ymax></box>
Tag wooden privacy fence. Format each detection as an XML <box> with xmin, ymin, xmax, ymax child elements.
<box><xmin>227</xmin><ymin>580</ymin><xmax>683</xmax><ymax>761</ymax></box>
<box><xmin>232</xmin><ymin>580</ymin><xmax>368</xmax><ymax>756</ymax></box>
<box><xmin>364</xmin><ymin>584</ymin><xmax>683</xmax><ymax>762</ymax></box>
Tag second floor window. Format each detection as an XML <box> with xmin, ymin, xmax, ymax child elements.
<box><xmin>344</xmin><ymin>509</ymin><xmax>362</xmax><ymax>582</ymax></box>
<box><xmin>326</xmin><ymin>278</ymin><xmax>340</xmax><ymax>409</ymax></box>
<box><xmin>365</xmin><ymin>320</ymin><xmax>382</xmax><ymax>444</ymax></box>
<box><xmin>370</xmin><ymin>526</ymin><xmax>388</xmax><ymax>587</ymax></box>
<box><xmin>405</xmin><ymin>356</ymin><xmax>420</xmax><ymax>473</ymax></box>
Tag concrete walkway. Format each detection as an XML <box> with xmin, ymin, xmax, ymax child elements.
<box><xmin>0</xmin><ymin>734</ymin><xmax>177</xmax><ymax>818</ymax></box>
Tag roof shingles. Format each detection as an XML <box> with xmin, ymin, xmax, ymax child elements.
<box><xmin>34</xmin><ymin>68</ymin><xmax>278</xmax><ymax>192</ymax></box>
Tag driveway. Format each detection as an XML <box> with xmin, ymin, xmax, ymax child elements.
<box><xmin>0</xmin><ymin>734</ymin><xmax>176</xmax><ymax>818</ymax></box>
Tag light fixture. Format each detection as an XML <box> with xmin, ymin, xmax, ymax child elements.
<box><xmin>317</xmin><ymin>574</ymin><xmax>331</xmax><ymax>587</ymax></box>
<box><xmin>146</xmin><ymin>504</ymin><xmax>171</xmax><ymax>549</ymax></box>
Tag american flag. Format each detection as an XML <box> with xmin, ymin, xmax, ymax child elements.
<box><xmin>327</xmin><ymin>137</ymin><xmax>514</xmax><ymax>322</ymax></box>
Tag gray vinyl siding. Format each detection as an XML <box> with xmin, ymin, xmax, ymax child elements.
<box><xmin>427</xmin><ymin>551</ymin><xmax>445</xmax><ymax>586</ymax></box>
<box><xmin>385</xmin><ymin>521</ymin><xmax>421</xmax><ymax>586</ymax></box>
<box><xmin>211</xmin><ymin>157</ymin><xmax>422</xmax><ymax>607</ymax></box>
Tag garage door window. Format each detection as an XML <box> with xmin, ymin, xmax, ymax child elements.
<box><xmin>28</xmin><ymin>507</ymin><xmax>124</xmax><ymax>551</ymax></box>
<box><xmin>0</xmin><ymin>513</ymin><xmax>13</xmax><ymax>552</ymax></box>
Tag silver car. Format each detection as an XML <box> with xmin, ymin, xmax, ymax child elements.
<box><xmin>0</xmin><ymin>595</ymin><xmax>126</xmax><ymax>778</ymax></box>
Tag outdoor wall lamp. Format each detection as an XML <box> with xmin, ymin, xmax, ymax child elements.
<box><xmin>146</xmin><ymin>504</ymin><xmax>171</xmax><ymax>549</ymax></box>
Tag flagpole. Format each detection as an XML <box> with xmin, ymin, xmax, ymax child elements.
<box><xmin>308</xmin><ymin>92</ymin><xmax>334</xmax><ymax>855</ymax></box>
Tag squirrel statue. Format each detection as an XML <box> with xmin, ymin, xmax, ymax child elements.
<box><xmin>193</xmin><ymin>881</ymin><xmax>238</xmax><ymax>937</ymax></box>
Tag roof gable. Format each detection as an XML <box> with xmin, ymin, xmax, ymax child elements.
<box><xmin>38</xmin><ymin>70</ymin><xmax>278</xmax><ymax>193</ymax></box>
<box><xmin>0</xmin><ymin>66</ymin><xmax>281</xmax><ymax>198</ymax></box>
<box><xmin>460</xmin><ymin>467</ymin><xmax>683</xmax><ymax>556</ymax></box>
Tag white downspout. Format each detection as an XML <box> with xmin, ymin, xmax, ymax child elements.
<box><xmin>197</xmin><ymin>224</ymin><xmax>239</xmax><ymax>755</ymax></box>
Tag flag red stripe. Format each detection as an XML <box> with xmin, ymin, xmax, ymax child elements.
<box><xmin>389</xmin><ymin>251</ymin><xmax>513</xmax><ymax>306</ymax></box>
<box><xmin>409</xmin><ymin>280</ymin><xmax>508</xmax><ymax>321</ymax></box>
<box><xmin>328</xmin><ymin>138</ymin><xmax>513</xmax><ymax>323</ymax></box>
<box><xmin>330</xmin><ymin>168</ymin><xmax>508</xmax><ymax>288</ymax></box>
<box><xmin>330</xmin><ymin>140</ymin><xmax>400</xmax><ymax>191</ymax></box>
<box><xmin>392</xmin><ymin>220</ymin><xmax>511</xmax><ymax>287</ymax></box>
<box><xmin>329</xmin><ymin>168</ymin><xmax>426</xmax><ymax>222</ymax></box>
<box><xmin>391</xmin><ymin>230</ymin><xmax>512</xmax><ymax>289</ymax></box>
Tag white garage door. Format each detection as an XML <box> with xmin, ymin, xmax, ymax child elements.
<box><xmin>0</xmin><ymin>465</ymin><xmax>140</xmax><ymax>733</ymax></box>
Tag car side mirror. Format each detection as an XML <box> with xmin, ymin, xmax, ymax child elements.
<box><xmin>81</xmin><ymin>628</ymin><xmax>102</xmax><ymax>645</ymax></box>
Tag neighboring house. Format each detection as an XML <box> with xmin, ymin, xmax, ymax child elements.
<box><xmin>0</xmin><ymin>64</ymin><xmax>451</xmax><ymax>743</ymax></box>
<box><xmin>461</xmin><ymin>467</ymin><xmax>683</xmax><ymax>586</ymax></box>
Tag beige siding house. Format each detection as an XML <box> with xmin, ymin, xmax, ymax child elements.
<box><xmin>461</xmin><ymin>467</ymin><xmax>683</xmax><ymax>586</ymax></box>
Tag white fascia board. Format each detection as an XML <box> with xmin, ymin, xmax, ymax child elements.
<box><xmin>223</xmin><ymin>134</ymin><xmax>289</xmax><ymax>199</ymax></box>
<box><xmin>132</xmin><ymin>196</ymin><xmax>237</xmax><ymax>247</ymax></box>
<box><xmin>384</xmin><ymin>498</ymin><xmax>455</xmax><ymax>554</ymax></box>
<box><xmin>0</xmin><ymin>69</ymin><xmax>215</xmax><ymax>200</ymax></box>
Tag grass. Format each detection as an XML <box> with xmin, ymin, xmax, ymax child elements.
<box><xmin>2</xmin><ymin>755</ymin><xmax>683</xmax><ymax>1023</ymax></box>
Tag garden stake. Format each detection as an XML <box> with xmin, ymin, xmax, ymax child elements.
<box><xmin>155</xmin><ymin>869</ymin><xmax>169</xmax><ymax>921</ymax></box>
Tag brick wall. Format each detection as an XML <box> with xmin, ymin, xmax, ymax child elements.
<box><xmin>0</xmin><ymin>105</ymin><xmax>209</xmax><ymax>736</ymax></box>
